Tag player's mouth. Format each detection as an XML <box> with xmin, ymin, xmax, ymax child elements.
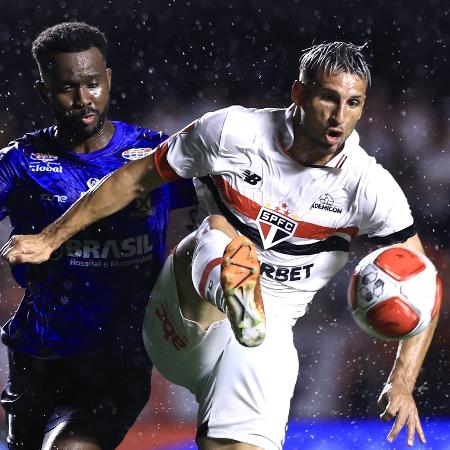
<box><xmin>80</xmin><ymin>112</ymin><xmax>97</xmax><ymax>125</ymax></box>
<box><xmin>325</xmin><ymin>128</ymin><xmax>344</xmax><ymax>146</ymax></box>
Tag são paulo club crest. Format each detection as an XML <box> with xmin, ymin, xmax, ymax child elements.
<box><xmin>121</xmin><ymin>148</ymin><xmax>155</xmax><ymax>160</ymax></box>
<box><xmin>256</xmin><ymin>207</ymin><xmax>298</xmax><ymax>249</ymax></box>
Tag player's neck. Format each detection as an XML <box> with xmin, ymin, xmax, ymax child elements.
<box><xmin>57</xmin><ymin>120</ymin><xmax>115</xmax><ymax>154</ymax></box>
<box><xmin>290</xmin><ymin>114</ymin><xmax>341</xmax><ymax>166</ymax></box>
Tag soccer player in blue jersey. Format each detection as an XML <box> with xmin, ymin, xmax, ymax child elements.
<box><xmin>0</xmin><ymin>22</ymin><xmax>195</xmax><ymax>449</ymax></box>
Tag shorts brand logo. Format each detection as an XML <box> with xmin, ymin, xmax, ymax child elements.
<box><xmin>155</xmin><ymin>303</ymin><xmax>187</xmax><ymax>350</ymax></box>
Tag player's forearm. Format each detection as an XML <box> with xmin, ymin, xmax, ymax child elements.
<box><xmin>41</xmin><ymin>155</ymin><xmax>158</xmax><ymax>250</ymax></box>
<box><xmin>386</xmin><ymin>233</ymin><xmax>436</xmax><ymax>390</ymax></box>
<box><xmin>386</xmin><ymin>314</ymin><xmax>438</xmax><ymax>392</ymax></box>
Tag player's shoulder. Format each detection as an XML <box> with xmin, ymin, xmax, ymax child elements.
<box><xmin>113</xmin><ymin>121</ymin><xmax>168</xmax><ymax>148</ymax></box>
<box><xmin>354</xmin><ymin>142</ymin><xmax>394</xmax><ymax>180</ymax></box>
<box><xmin>347</xmin><ymin>136</ymin><xmax>403</xmax><ymax>201</ymax></box>
<box><xmin>1</xmin><ymin>127</ymin><xmax>55</xmax><ymax>163</ymax></box>
<box><xmin>218</xmin><ymin>105</ymin><xmax>284</xmax><ymax>121</ymax></box>
<box><xmin>211</xmin><ymin>105</ymin><xmax>285</xmax><ymax>140</ymax></box>
<box><xmin>343</xmin><ymin>132</ymin><xmax>379</xmax><ymax>175</ymax></box>
<box><xmin>201</xmin><ymin>105</ymin><xmax>283</xmax><ymax>123</ymax></box>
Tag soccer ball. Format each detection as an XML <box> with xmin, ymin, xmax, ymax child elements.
<box><xmin>348</xmin><ymin>246</ymin><xmax>441</xmax><ymax>340</ymax></box>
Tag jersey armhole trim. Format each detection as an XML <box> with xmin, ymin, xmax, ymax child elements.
<box><xmin>368</xmin><ymin>224</ymin><xmax>416</xmax><ymax>245</ymax></box>
<box><xmin>152</xmin><ymin>141</ymin><xmax>181</xmax><ymax>181</ymax></box>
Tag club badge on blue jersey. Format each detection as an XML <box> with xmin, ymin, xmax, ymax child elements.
<box><xmin>122</xmin><ymin>148</ymin><xmax>155</xmax><ymax>160</ymax></box>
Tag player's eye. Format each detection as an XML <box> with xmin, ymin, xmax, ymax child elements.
<box><xmin>322</xmin><ymin>93</ymin><xmax>337</xmax><ymax>103</ymax></box>
<box><xmin>59</xmin><ymin>85</ymin><xmax>73</xmax><ymax>93</ymax></box>
<box><xmin>348</xmin><ymin>99</ymin><xmax>361</xmax><ymax>108</ymax></box>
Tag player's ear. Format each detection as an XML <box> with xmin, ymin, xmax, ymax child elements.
<box><xmin>291</xmin><ymin>80</ymin><xmax>305</xmax><ymax>106</ymax></box>
<box><xmin>106</xmin><ymin>68</ymin><xmax>112</xmax><ymax>92</ymax></box>
<box><xmin>35</xmin><ymin>80</ymin><xmax>50</xmax><ymax>104</ymax></box>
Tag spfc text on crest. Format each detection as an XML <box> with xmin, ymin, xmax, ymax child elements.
<box><xmin>256</xmin><ymin>208</ymin><xmax>298</xmax><ymax>249</ymax></box>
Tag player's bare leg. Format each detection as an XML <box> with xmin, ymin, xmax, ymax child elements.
<box><xmin>174</xmin><ymin>215</ymin><xmax>235</xmax><ymax>330</ymax></box>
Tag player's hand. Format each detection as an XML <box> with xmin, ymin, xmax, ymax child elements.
<box><xmin>378</xmin><ymin>380</ymin><xmax>426</xmax><ymax>447</ymax></box>
<box><xmin>0</xmin><ymin>234</ymin><xmax>54</xmax><ymax>265</ymax></box>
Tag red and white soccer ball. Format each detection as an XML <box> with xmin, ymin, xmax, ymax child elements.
<box><xmin>348</xmin><ymin>246</ymin><xmax>441</xmax><ymax>340</ymax></box>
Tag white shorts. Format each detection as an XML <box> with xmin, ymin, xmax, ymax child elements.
<box><xmin>143</xmin><ymin>255</ymin><xmax>299</xmax><ymax>450</ymax></box>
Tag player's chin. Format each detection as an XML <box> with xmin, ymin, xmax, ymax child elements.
<box><xmin>318</xmin><ymin>140</ymin><xmax>340</xmax><ymax>155</ymax></box>
<box><xmin>74</xmin><ymin>119</ymin><xmax>102</xmax><ymax>139</ymax></box>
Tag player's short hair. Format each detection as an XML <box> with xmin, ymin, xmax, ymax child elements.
<box><xmin>32</xmin><ymin>21</ymin><xmax>107</xmax><ymax>73</ymax></box>
<box><xmin>299</xmin><ymin>42</ymin><xmax>371</xmax><ymax>87</ymax></box>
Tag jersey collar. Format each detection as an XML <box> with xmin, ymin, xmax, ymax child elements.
<box><xmin>279</xmin><ymin>103</ymin><xmax>360</xmax><ymax>169</ymax></box>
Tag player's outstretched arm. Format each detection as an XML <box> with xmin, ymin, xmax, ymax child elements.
<box><xmin>377</xmin><ymin>233</ymin><xmax>438</xmax><ymax>447</ymax></box>
<box><xmin>1</xmin><ymin>154</ymin><xmax>164</xmax><ymax>265</ymax></box>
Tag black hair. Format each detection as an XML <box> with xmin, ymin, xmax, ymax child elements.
<box><xmin>32</xmin><ymin>21</ymin><xmax>107</xmax><ymax>72</ymax></box>
<box><xmin>299</xmin><ymin>42</ymin><xmax>371</xmax><ymax>87</ymax></box>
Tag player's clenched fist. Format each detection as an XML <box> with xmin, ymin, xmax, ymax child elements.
<box><xmin>0</xmin><ymin>234</ymin><xmax>54</xmax><ymax>265</ymax></box>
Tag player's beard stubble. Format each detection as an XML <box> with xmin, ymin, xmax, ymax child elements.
<box><xmin>55</xmin><ymin>100</ymin><xmax>110</xmax><ymax>144</ymax></box>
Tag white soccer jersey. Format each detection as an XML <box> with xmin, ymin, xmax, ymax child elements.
<box><xmin>154</xmin><ymin>105</ymin><xmax>415</xmax><ymax>322</ymax></box>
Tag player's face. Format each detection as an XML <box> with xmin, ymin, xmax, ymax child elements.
<box><xmin>37</xmin><ymin>47</ymin><xmax>112</xmax><ymax>141</ymax></box>
<box><xmin>292</xmin><ymin>69</ymin><xmax>366</xmax><ymax>155</ymax></box>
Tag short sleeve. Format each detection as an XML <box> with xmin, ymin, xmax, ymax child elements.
<box><xmin>357</xmin><ymin>163</ymin><xmax>414</xmax><ymax>240</ymax></box>
<box><xmin>164</xmin><ymin>108</ymin><xmax>229</xmax><ymax>178</ymax></box>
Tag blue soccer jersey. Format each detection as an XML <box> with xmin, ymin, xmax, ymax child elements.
<box><xmin>0</xmin><ymin>121</ymin><xmax>195</xmax><ymax>358</ymax></box>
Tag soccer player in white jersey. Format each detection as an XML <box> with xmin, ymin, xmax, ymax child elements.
<box><xmin>1</xmin><ymin>42</ymin><xmax>437</xmax><ymax>449</ymax></box>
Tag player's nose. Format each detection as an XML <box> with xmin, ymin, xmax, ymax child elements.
<box><xmin>330</xmin><ymin>102</ymin><xmax>345</xmax><ymax>125</ymax></box>
<box><xmin>73</xmin><ymin>86</ymin><xmax>92</xmax><ymax>108</ymax></box>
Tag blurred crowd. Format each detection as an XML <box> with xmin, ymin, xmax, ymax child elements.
<box><xmin>0</xmin><ymin>0</ymin><xmax>448</xmax><ymax>440</ymax></box>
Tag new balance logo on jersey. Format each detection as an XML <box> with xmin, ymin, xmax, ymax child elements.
<box><xmin>256</xmin><ymin>207</ymin><xmax>298</xmax><ymax>249</ymax></box>
<box><xmin>312</xmin><ymin>193</ymin><xmax>342</xmax><ymax>214</ymax></box>
<box><xmin>241</xmin><ymin>170</ymin><xmax>262</xmax><ymax>185</ymax></box>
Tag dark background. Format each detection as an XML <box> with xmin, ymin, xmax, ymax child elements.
<box><xmin>0</xmin><ymin>0</ymin><xmax>449</xmax><ymax>446</ymax></box>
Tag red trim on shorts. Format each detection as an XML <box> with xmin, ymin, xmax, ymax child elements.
<box><xmin>198</xmin><ymin>258</ymin><xmax>222</xmax><ymax>298</ymax></box>
<box><xmin>152</xmin><ymin>142</ymin><xmax>181</xmax><ymax>181</ymax></box>
<box><xmin>213</xmin><ymin>175</ymin><xmax>358</xmax><ymax>239</ymax></box>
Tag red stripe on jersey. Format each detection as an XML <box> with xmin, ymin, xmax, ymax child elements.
<box><xmin>198</xmin><ymin>257</ymin><xmax>222</xmax><ymax>298</ymax></box>
<box><xmin>334</xmin><ymin>154</ymin><xmax>345</xmax><ymax>168</ymax></box>
<box><xmin>152</xmin><ymin>141</ymin><xmax>181</xmax><ymax>181</ymax></box>
<box><xmin>213</xmin><ymin>175</ymin><xmax>358</xmax><ymax>239</ymax></box>
<box><xmin>336</xmin><ymin>154</ymin><xmax>348</xmax><ymax>169</ymax></box>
